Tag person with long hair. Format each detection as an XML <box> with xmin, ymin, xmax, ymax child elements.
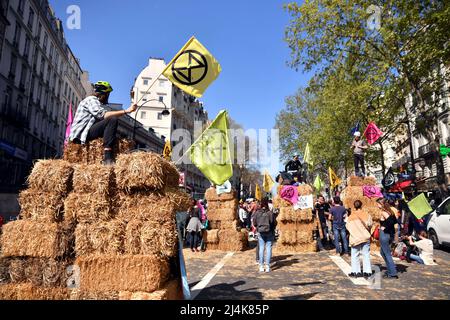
<box><xmin>186</xmin><ymin>199</ymin><xmax>203</xmax><ymax>252</ymax></box>
<box><xmin>377</xmin><ymin>198</ymin><xmax>399</xmax><ymax>279</ymax></box>
<box><xmin>253</xmin><ymin>199</ymin><xmax>276</xmax><ymax>273</ymax></box>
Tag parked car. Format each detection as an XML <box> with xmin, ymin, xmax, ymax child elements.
<box><xmin>427</xmin><ymin>197</ymin><xmax>450</xmax><ymax>249</ymax></box>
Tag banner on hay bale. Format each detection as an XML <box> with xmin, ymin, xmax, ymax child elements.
<box><xmin>294</xmin><ymin>195</ymin><xmax>314</xmax><ymax>210</ymax></box>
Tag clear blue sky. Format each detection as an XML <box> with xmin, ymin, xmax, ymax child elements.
<box><xmin>50</xmin><ymin>0</ymin><xmax>310</xmax><ymax>132</ymax></box>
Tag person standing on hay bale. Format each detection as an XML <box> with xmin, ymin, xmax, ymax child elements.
<box><xmin>186</xmin><ymin>200</ymin><xmax>203</xmax><ymax>253</ymax></box>
<box><xmin>69</xmin><ymin>81</ymin><xmax>138</xmax><ymax>165</ymax></box>
<box><xmin>351</xmin><ymin>132</ymin><xmax>368</xmax><ymax>177</ymax></box>
<box><xmin>285</xmin><ymin>155</ymin><xmax>303</xmax><ymax>183</ymax></box>
<box><xmin>254</xmin><ymin>199</ymin><xmax>276</xmax><ymax>273</ymax></box>
<box><xmin>346</xmin><ymin>200</ymin><xmax>373</xmax><ymax>279</ymax></box>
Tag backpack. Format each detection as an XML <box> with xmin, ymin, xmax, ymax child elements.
<box><xmin>257</xmin><ymin>210</ymin><xmax>272</xmax><ymax>233</ymax></box>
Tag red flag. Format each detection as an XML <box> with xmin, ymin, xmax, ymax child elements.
<box><xmin>64</xmin><ymin>102</ymin><xmax>73</xmax><ymax>146</ymax></box>
<box><xmin>364</xmin><ymin>122</ymin><xmax>383</xmax><ymax>145</ymax></box>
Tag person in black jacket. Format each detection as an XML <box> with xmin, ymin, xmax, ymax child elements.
<box><xmin>377</xmin><ymin>199</ymin><xmax>399</xmax><ymax>279</ymax></box>
<box><xmin>254</xmin><ymin>199</ymin><xmax>276</xmax><ymax>273</ymax></box>
<box><xmin>285</xmin><ymin>155</ymin><xmax>303</xmax><ymax>182</ymax></box>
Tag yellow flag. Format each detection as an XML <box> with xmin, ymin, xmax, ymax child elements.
<box><xmin>263</xmin><ymin>171</ymin><xmax>275</xmax><ymax>193</ymax></box>
<box><xmin>255</xmin><ymin>184</ymin><xmax>263</xmax><ymax>201</ymax></box>
<box><xmin>162</xmin><ymin>37</ymin><xmax>221</xmax><ymax>98</ymax></box>
<box><xmin>329</xmin><ymin>167</ymin><xmax>342</xmax><ymax>189</ymax></box>
<box><xmin>163</xmin><ymin>140</ymin><xmax>172</xmax><ymax>160</ymax></box>
<box><xmin>304</xmin><ymin>143</ymin><xmax>313</xmax><ymax>167</ymax></box>
<box><xmin>189</xmin><ymin>110</ymin><xmax>232</xmax><ymax>185</ymax></box>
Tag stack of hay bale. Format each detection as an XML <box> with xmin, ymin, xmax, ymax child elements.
<box><xmin>273</xmin><ymin>184</ymin><xmax>317</xmax><ymax>253</ymax></box>
<box><xmin>203</xmin><ymin>188</ymin><xmax>248</xmax><ymax>251</ymax></box>
<box><xmin>70</xmin><ymin>152</ymin><xmax>190</xmax><ymax>300</ymax></box>
<box><xmin>341</xmin><ymin>176</ymin><xmax>382</xmax><ymax>252</ymax></box>
<box><xmin>63</xmin><ymin>138</ymin><xmax>135</xmax><ymax>164</ymax></box>
<box><xmin>0</xmin><ymin>160</ymin><xmax>75</xmax><ymax>300</ymax></box>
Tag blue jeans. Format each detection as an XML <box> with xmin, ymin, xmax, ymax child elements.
<box><xmin>333</xmin><ymin>225</ymin><xmax>349</xmax><ymax>254</ymax></box>
<box><xmin>258</xmin><ymin>233</ymin><xmax>274</xmax><ymax>266</ymax></box>
<box><xmin>409</xmin><ymin>254</ymin><xmax>424</xmax><ymax>264</ymax></box>
<box><xmin>351</xmin><ymin>242</ymin><xmax>371</xmax><ymax>273</ymax></box>
<box><xmin>380</xmin><ymin>230</ymin><xmax>398</xmax><ymax>276</ymax></box>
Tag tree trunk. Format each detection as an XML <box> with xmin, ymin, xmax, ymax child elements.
<box><xmin>379</xmin><ymin>140</ymin><xmax>386</xmax><ymax>176</ymax></box>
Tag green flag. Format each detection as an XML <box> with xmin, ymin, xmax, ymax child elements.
<box><xmin>189</xmin><ymin>110</ymin><xmax>233</xmax><ymax>185</ymax></box>
<box><xmin>304</xmin><ymin>143</ymin><xmax>313</xmax><ymax>167</ymax></box>
<box><xmin>440</xmin><ymin>144</ymin><xmax>450</xmax><ymax>157</ymax></box>
<box><xmin>408</xmin><ymin>193</ymin><xmax>433</xmax><ymax>219</ymax></box>
<box><xmin>313</xmin><ymin>175</ymin><xmax>324</xmax><ymax>193</ymax></box>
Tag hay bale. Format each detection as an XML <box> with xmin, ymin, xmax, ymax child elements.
<box><xmin>73</xmin><ymin>164</ymin><xmax>116</xmax><ymax>196</ymax></box>
<box><xmin>27</xmin><ymin>160</ymin><xmax>73</xmax><ymax>194</ymax></box>
<box><xmin>117</xmin><ymin>192</ymin><xmax>176</xmax><ymax>224</ymax></box>
<box><xmin>273</xmin><ymin>243</ymin><xmax>317</xmax><ymax>254</ymax></box>
<box><xmin>273</xmin><ymin>196</ymin><xmax>292</xmax><ymax>209</ymax></box>
<box><xmin>124</xmin><ymin>220</ymin><xmax>178</xmax><ymax>258</ymax></box>
<box><xmin>298</xmin><ymin>184</ymin><xmax>313</xmax><ymax>196</ymax></box>
<box><xmin>209</xmin><ymin>220</ymin><xmax>239</xmax><ymax>230</ymax></box>
<box><xmin>119</xmin><ymin>280</ymin><xmax>182</xmax><ymax>300</ymax></box>
<box><xmin>280</xmin><ymin>230</ymin><xmax>297</xmax><ymax>245</ymax></box>
<box><xmin>64</xmin><ymin>193</ymin><xmax>114</xmax><ymax>223</ymax></box>
<box><xmin>366</xmin><ymin>207</ymin><xmax>382</xmax><ymax>222</ymax></box>
<box><xmin>297</xmin><ymin>230</ymin><xmax>313</xmax><ymax>244</ymax></box>
<box><xmin>70</xmin><ymin>289</ymin><xmax>120</xmax><ymax>300</ymax></box>
<box><xmin>207</xmin><ymin>199</ymin><xmax>238</xmax><ymax>210</ymax></box>
<box><xmin>347</xmin><ymin>176</ymin><xmax>377</xmax><ymax>187</ymax></box>
<box><xmin>19</xmin><ymin>190</ymin><xmax>65</xmax><ymax>222</ymax></box>
<box><xmin>115</xmin><ymin>152</ymin><xmax>179</xmax><ymax>192</ymax></box>
<box><xmin>278</xmin><ymin>208</ymin><xmax>314</xmax><ymax>223</ymax></box>
<box><xmin>277</xmin><ymin>221</ymin><xmax>317</xmax><ymax>234</ymax></box>
<box><xmin>0</xmin><ymin>283</ymin><xmax>69</xmax><ymax>300</ymax></box>
<box><xmin>75</xmin><ymin>220</ymin><xmax>126</xmax><ymax>257</ymax></box>
<box><xmin>205</xmin><ymin>188</ymin><xmax>236</xmax><ymax>202</ymax></box>
<box><xmin>207</xmin><ymin>208</ymin><xmax>237</xmax><ymax>221</ymax></box>
<box><xmin>164</xmin><ymin>188</ymin><xmax>192</xmax><ymax>212</ymax></box>
<box><xmin>0</xmin><ymin>258</ymin><xmax>10</xmax><ymax>283</ymax></box>
<box><xmin>63</xmin><ymin>142</ymin><xmax>87</xmax><ymax>164</ymax></box>
<box><xmin>9</xmin><ymin>259</ymin><xmax>25</xmax><ymax>283</ymax></box>
<box><xmin>77</xmin><ymin>255</ymin><xmax>170</xmax><ymax>292</ymax></box>
<box><xmin>204</xmin><ymin>229</ymin><xmax>219</xmax><ymax>244</ymax></box>
<box><xmin>85</xmin><ymin>139</ymin><xmax>136</xmax><ymax>165</ymax></box>
<box><xmin>217</xmin><ymin>230</ymin><xmax>248</xmax><ymax>251</ymax></box>
<box><xmin>1</xmin><ymin>220</ymin><xmax>70</xmax><ymax>259</ymax></box>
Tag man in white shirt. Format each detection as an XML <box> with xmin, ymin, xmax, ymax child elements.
<box><xmin>408</xmin><ymin>231</ymin><xmax>436</xmax><ymax>265</ymax></box>
<box><xmin>238</xmin><ymin>202</ymin><xmax>248</xmax><ymax>229</ymax></box>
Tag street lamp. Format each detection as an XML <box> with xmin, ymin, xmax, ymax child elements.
<box><xmin>132</xmin><ymin>99</ymin><xmax>171</xmax><ymax>141</ymax></box>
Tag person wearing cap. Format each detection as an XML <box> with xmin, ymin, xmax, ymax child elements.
<box><xmin>351</xmin><ymin>132</ymin><xmax>368</xmax><ymax>177</ymax></box>
<box><xmin>69</xmin><ymin>81</ymin><xmax>138</xmax><ymax>165</ymax></box>
<box><xmin>285</xmin><ymin>155</ymin><xmax>303</xmax><ymax>182</ymax></box>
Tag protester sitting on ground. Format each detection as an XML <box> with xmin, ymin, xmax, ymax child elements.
<box><xmin>253</xmin><ymin>199</ymin><xmax>276</xmax><ymax>273</ymax></box>
<box><xmin>377</xmin><ymin>198</ymin><xmax>399</xmax><ymax>279</ymax></box>
<box><xmin>186</xmin><ymin>199</ymin><xmax>203</xmax><ymax>253</ymax></box>
<box><xmin>407</xmin><ymin>231</ymin><xmax>436</xmax><ymax>265</ymax></box>
<box><xmin>346</xmin><ymin>200</ymin><xmax>373</xmax><ymax>278</ymax></box>
<box><xmin>69</xmin><ymin>81</ymin><xmax>138</xmax><ymax>165</ymax></box>
<box><xmin>330</xmin><ymin>197</ymin><xmax>349</xmax><ymax>256</ymax></box>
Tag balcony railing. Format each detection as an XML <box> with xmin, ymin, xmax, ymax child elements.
<box><xmin>418</xmin><ymin>143</ymin><xmax>433</xmax><ymax>157</ymax></box>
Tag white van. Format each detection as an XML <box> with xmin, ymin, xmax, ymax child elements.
<box><xmin>427</xmin><ymin>197</ymin><xmax>450</xmax><ymax>249</ymax></box>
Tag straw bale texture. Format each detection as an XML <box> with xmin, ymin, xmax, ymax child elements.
<box><xmin>273</xmin><ymin>196</ymin><xmax>292</xmax><ymax>209</ymax></box>
<box><xmin>273</xmin><ymin>242</ymin><xmax>317</xmax><ymax>254</ymax></box>
<box><xmin>207</xmin><ymin>208</ymin><xmax>237</xmax><ymax>221</ymax></box>
<box><xmin>347</xmin><ymin>176</ymin><xmax>377</xmax><ymax>187</ymax></box>
<box><xmin>297</xmin><ymin>184</ymin><xmax>313</xmax><ymax>196</ymax></box>
<box><xmin>0</xmin><ymin>283</ymin><xmax>70</xmax><ymax>300</ymax></box>
<box><xmin>218</xmin><ymin>230</ymin><xmax>248</xmax><ymax>250</ymax></box>
<box><xmin>64</xmin><ymin>193</ymin><xmax>114</xmax><ymax>223</ymax></box>
<box><xmin>280</xmin><ymin>230</ymin><xmax>297</xmax><ymax>245</ymax></box>
<box><xmin>63</xmin><ymin>142</ymin><xmax>87</xmax><ymax>164</ymax></box>
<box><xmin>209</xmin><ymin>220</ymin><xmax>239</xmax><ymax>230</ymax></box>
<box><xmin>115</xmin><ymin>152</ymin><xmax>179</xmax><ymax>192</ymax></box>
<box><xmin>117</xmin><ymin>192</ymin><xmax>177</xmax><ymax>224</ymax></box>
<box><xmin>207</xmin><ymin>199</ymin><xmax>238</xmax><ymax>210</ymax></box>
<box><xmin>0</xmin><ymin>258</ymin><xmax>10</xmax><ymax>283</ymax></box>
<box><xmin>124</xmin><ymin>220</ymin><xmax>178</xmax><ymax>258</ymax></box>
<box><xmin>278</xmin><ymin>207</ymin><xmax>314</xmax><ymax>223</ymax></box>
<box><xmin>205</xmin><ymin>188</ymin><xmax>236</xmax><ymax>202</ymax></box>
<box><xmin>18</xmin><ymin>190</ymin><xmax>65</xmax><ymax>223</ymax></box>
<box><xmin>27</xmin><ymin>160</ymin><xmax>73</xmax><ymax>194</ymax></box>
<box><xmin>204</xmin><ymin>229</ymin><xmax>219</xmax><ymax>244</ymax></box>
<box><xmin>119</xmin><ymin>280</ymin><xmax>181</xmax><ymax>300</ymax></box>
<box><xmin>84</xmin><ymin>139</ymin><xmax>136</xmax><ymax>165</ymax></box>
<box><xmin>73</xmin><ymin>164</ymin><xmax>116</xmax><ymax>196</ymax></box>
<box><xmin>77</xmin><ymin>255</ymin><xmax>169</xmax><ymax>292</ymax></box>
<box><xmin>277</xmin><ymin>221</ymin><xmax>317</xmax><ymax>234</ymax></box>
<box><xmin>1</xmin><ymin>220</ymin><xmax>70</xmax><ymax>259</ymax></box>
<box><xmin>75</xmin><ymin>220</ymin><xmax>126</xmax><ymax>257</ymax></box>
<box><xmin>70</xmin><ymin>289</ymin><xmax>120</xmax><ymax>300</ymax></box>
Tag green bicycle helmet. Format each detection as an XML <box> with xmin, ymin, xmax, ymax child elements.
<box><xmin>94</xmin><ymin>81</ymin><xmax>113</xmax><ymax>94</ymax></box>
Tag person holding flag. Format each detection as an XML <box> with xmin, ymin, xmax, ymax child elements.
<box><xmin>351</xmin><ymin>132</ymin><xmax>369</xmax><ymax>177</ymax></box>
<box><xmin>69</xmin><ymin>81</ymin><xmax>137</xmax><ymax>165</ymax></box>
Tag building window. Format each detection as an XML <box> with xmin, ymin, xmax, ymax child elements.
<box><xmin>141</xmin><ymin>111</ymin><xmax>147</xmax><ymax>119</ymax></box>
<box><xmin>43</xmin><ymin>34</ymin><xmax>48</xmax><ymax>53</ymax></box>
<box><xmin>24</xmin><ymin>36</ymin><xmax>31</xmax><ymax>58</ymax></box>
<box><xmin>28</xmin><ymin>8</ymin><xmax>35</xmax><ymax>30</ymax></box>
<box><xmin>17</xmin><ymin>0</ymin><xmax>25</xmax><ymax>16</ymax></box>
<box><xmin>157</xmin><ymin>113</ymin><xmax>163</xmax><ymax>120</ymax></box>
<box><xmin>20</xmin><ymin>64</ymin><xmax>27</xmax><ymax>87</ymax></box>
<box><xmin>13</xmin><ymin>22</ymin><xmax>22</xmax><ymax>47</ymax></box>
<box><xmin>9</xmin><ymin>54</ymin><xmax>17</xmax><ymax>79</ymax></box>
<box><xmin>159</xmin><ymin>95</ymin><xmax>164</xmax><ymax>103</ymax></box>
<box><xmin>159</xmin><ymin>80</ymin><xmax>165</xmax><ymax>87</ymax></box>
<box><xmin>143</xmin><ymin>79</ymin><xmax>149</xmax><ymax>85</ymax></box>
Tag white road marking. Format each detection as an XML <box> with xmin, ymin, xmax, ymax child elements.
<box><xmin>189</xmin><ymin>252</ymin><xmax>235</xmax><ymax>300</ymax></box>
<box><xmin>329</xmin><ymin>255</ymin><xmax>370</xmax><ymax>286</ymax></box>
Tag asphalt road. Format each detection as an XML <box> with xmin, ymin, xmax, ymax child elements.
<box><xmin>183</xmin><ymin>243</ymin><xmax>450</xmax><ymax>300</ymax></box>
